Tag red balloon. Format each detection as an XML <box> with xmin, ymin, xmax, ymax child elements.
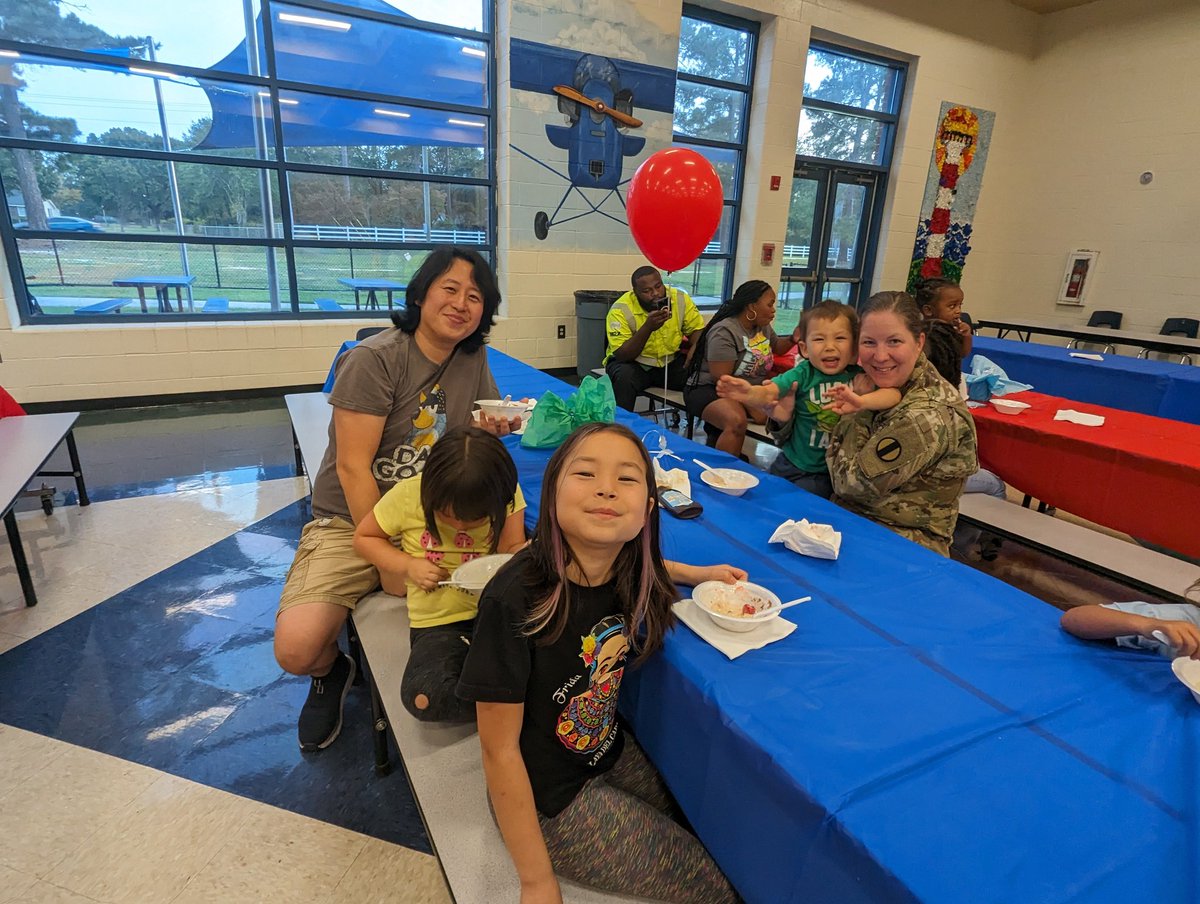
<box><xmin>627</xmin><ymin>148</ymin><xmax>723</xmax><ymax>272</ymax></box>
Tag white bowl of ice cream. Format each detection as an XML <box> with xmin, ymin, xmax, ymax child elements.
<box><xmin>445</xmin><ymin>553</ymin><xmax>514</xmax><ymax>595</ymax></box>
<box><xmin>989</xmin><ymin>398</ymin><xmax>1030</xmax><ymax>415</ymax></box>
<box><xmin>699</xmin><ymin>468</ymin><xmax>759</xmax><ymax>497</ymax></box>
<box><xmin>691</xmin><ymin>581</ymin><xmax>782</xmax><ymax>633</ymax></box>
<box><xmin>475</xmin><ymin>398</ymin><xmax>535</xmax><ymax>421</ymax></box>
<box><xmin>1170</xmin><ymin>656</ymin><xmax>1200</xmax><ymax>706</ymax></box>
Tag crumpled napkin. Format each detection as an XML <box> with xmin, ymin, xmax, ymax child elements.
<box><xmin>1054</xmin><ymin>409</ymin><xmax>1105</xmax><ymax>427</ymax></box>
<box><xmin>769</xmin><ymin>518</ymin><xmax>842</xmax><ymax>560</ymax></box>
<box><xmin>672</xmin><ymin>600</ymin><xmax>795</xmax><ymax>660</ymax></box>
<box><xmin>1068</xmin><ymin>352</ymin><xmax>1104</xmax><ymax>361</ymax></box>
<box><xmin>653</xmin><ymin>460</ymin><xmax>691</xmax><ymax>497</ymax></box>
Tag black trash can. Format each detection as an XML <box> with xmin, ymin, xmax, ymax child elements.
<box><xmin>575</xmin><ymin>289</ymin><xmax>624</xmax><ymax>378</ymax></box>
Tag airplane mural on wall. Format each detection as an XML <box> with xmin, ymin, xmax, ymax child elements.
<box><xmin>510</xmin><ymin>38</ymin><xmax>676</xmax><ymax>240</ymax></box>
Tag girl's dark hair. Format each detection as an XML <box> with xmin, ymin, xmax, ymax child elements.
<box><xmin>913</xmin><ymin>277</ymin><xmax>959</xmax><ymax>310</ymax></box>
<box><xmin>391</xmin><ymin>247</ymin><xmax>501</xmax><ymax>353</ymax></box>
<box><xmin>523</xmin><ymin>422</ymin><xmax>676</xmax><ymax>666</ymax></box>
<box><xmin>860</xmin><ymin>290</ymin><xmax>926</xmax><ymax>340</ymax></box>
<box><xmin>419</xmin><ymin>426</ymin><xmax>518</xmax><ymax>553</ymax></box>
<box><xmin>923</xmin><ymin>319</ymin><xmax>964</xmax><ymax>386</ymax></box>
<box><xmin>686</xmin><ymin>279</ymin><xmax>773</xmax><ymax>382</ymax></box>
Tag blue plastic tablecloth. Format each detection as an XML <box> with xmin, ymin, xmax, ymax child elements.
<box><xmin>322</xmin><ymin>340</ymin><xmax>357</xmax><ymax>393</ymax></box>
<box><xmin>971</xmin><ymin>336</ymin><xmax>1200</xmax><ymax>425</ymax></box>
<box><xmin>485</xmin><ymin>347</ymin><xmax>1200</xmax><ymax>904</ymax></box>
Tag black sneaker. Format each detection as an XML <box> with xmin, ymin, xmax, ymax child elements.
<box><xmin>298</xmin><ymin>651</ymin><xmax>356</xmax><ymax>751</ymax></box>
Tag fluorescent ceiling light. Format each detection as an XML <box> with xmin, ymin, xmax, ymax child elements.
<box><xmin>374</xmin><ymin>108</ymin><xmax>411</xmax><ymax>118</ymax></box>
<box><xmin>0</xmin><ymin>51</ymin><xmax>21</xmax><ymax>59</ymax></box>
<box><xmin>277</xmin><ymin>98</ymin><xmax>300</xmax><ymax>105</ymax></box>
<box><xmin>130</xmin><ymin>67</ymin><xmax>164</xmax><ymax>76</ymax></box>
<box><xmin>461</xmin><ymin>47</ymin><xmax>486</xmax><ymax>58</ymax></box>
<box><xmin>448</xmin><ymin>118</ymin><xmax>486</xmax><ymax>128</ymax></box>
<box><xmin>278</xmin><ymin>12</ymin><xmax>351</xmax><ymax>31</ymax></box>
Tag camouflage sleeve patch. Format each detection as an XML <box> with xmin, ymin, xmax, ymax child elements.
<box><xmin>855</xmin><ymin>410</ymin><xmax>943</xmax><ymax>490</ymax></box>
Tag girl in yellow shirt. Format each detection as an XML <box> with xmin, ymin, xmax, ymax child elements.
<box><xmin>354</xmin><ymin>425</ymin><xmax>527</xmax><ymax>721</ymax></box>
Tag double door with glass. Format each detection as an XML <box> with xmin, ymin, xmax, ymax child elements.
<box><xmin>779</xmin><ymin>162</ymin><xmax>879</xmax><ymax>314</ymax></box>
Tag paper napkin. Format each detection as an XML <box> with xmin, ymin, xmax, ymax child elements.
<box><xmin>769</xmin><ymin>518</ymin><xmax>842</xmax><ymax>560</ymax></box>
<box><xmin>1068</xmin><ymin>352</ymin><xmax>1105</xmax><ymax>361</ymax></box>
<box><xmin>673</xmin><ymin>599</ymin><xmax>796</xmax><ymax>660</ymax></box>
<box><xmin>654</xmin><ymin>461</ymin><xmax>692</xmax><ymax>497</ymax></box>
<box><xmin>1054</xmin><ymin>409</ymin><xmax>1106</xmax><ymax>427</ymax></box>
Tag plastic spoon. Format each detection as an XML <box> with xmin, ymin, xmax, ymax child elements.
<box><xmin>1152</xmin><ymin>629</ymin><xmax>1176</xmax><ymax>654</ymax></box>
<box><xmin>776</xmin><ymin>596</ymin><xmax>812</xmax><ymax>611</ymax></box>
<box><xmin>692</xmin><ymin>458</ymin><xmax>727</xmax><ymax>485</ymax></box>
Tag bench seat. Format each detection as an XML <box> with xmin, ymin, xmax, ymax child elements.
<box><xmin>314</xmin><ymin>297</ymin><xmax>344</xmax><ymax>312</ymax></box>
<box><xmin>352</xmin><ymin>594</ymin><xmax>620</xmax><ymax>903</ymax></box>
<box><xmin>283</xmin><ymin>391</ymin><xmax>623</xmax><ymax>901</ymax></box>
<box><xmin>73</xmin><ymin>298</ymin><xmax>131</xmax><ymax>314</ymax></box>
<box><xmin>202</xmin><ymin>297</ymin><xmax>230</xmax><ymax>313</ymax></box>
<box><xmin>589</xmin><ymin>367</ymin><xmax>776</xmax><ymax>446</ymax></box>
<box><xmin>957</xmin><ymin>494</ymin><xmax>1200</xmax><ymax>603</ymax></box>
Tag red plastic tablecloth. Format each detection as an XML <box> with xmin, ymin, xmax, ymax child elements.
<box><xmin>973</xmin><ymin>391</ymin><xmax>1200</xmax><ymax>558</ymax></box>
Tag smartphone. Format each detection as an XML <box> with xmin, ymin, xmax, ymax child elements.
<box><xmin>658</xmin><ymin>487</ymin><xmax>703</xmax><ymax>519</ymax></box>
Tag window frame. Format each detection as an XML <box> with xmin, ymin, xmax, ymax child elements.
<box><xmin>672</xmin><ymin>4</ymin><xmax>759</xmax><ymax>306</ymax></box>
<box><xmin>0</xmin><ymin>0</ymin><xmax>496</xmax><ymax>324</ymax></box>
<box><xmin>784</xmin><ymin>40</ymin><xmax>908</xmax><ymax>311</ymax></box>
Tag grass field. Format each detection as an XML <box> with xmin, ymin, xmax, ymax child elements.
<box><xmin>19</xmin><ymin>238</ymin><xmax>756</xmax><ymax>319</ymax></box>
<box><xmin>20</xmin><ymin>239</ymin><xmax>429</xmax><ymax>315</ymax></box>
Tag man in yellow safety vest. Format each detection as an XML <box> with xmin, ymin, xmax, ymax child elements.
<box><xmin>603</xmin><ymin>266</ymin><xmax>704</xmax><ymax>411</ymax></box>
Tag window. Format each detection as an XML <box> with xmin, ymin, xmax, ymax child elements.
<box><xmin>0</xmin><ymin>0</ymin><xmax>493</xmax><ymax>321</ymax></box>
<box><xmin>780</xmin><ymin>41</ymin><xmax>905</xmax><ymax>329</ymax></box>
<box><xmin>671</xmin><ymin>6</ymin><xmax>758</xmax><ymax>306</ymax></box>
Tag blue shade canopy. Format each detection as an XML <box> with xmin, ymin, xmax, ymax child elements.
<box><xmin>197</xmin><ymin>2</ymin><xmax>489</xmax><ymax>151</ymax></box>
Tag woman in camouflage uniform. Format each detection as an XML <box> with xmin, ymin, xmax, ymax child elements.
<box><xmin>826</xmin><ymin>291</ymin><xmax>977</xmax><ymax>556</ymax></box>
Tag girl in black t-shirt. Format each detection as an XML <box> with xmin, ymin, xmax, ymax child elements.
<box><xmin>458</xmin><ymin>423</ymin><xmax>740</xmax><ymax>904</ymax></box>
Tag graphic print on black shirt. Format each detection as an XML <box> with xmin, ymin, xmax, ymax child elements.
<box><xmin>456</xmin><ymin>550</ymin><xmax>629</xmax><ymax>817</ymax></box>
<box><xmin>556</xmin><ymin>614</ymin><xmax>628</xmax><ymax>757</ymax></box>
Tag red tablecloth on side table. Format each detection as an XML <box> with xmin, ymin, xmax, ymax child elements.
<box><xmin>972</xmin><ymin>390</ymin><xmax>1200</xmax><ymax>558</ymax></box>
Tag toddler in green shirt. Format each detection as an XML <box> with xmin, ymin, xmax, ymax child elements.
<box><xmin>717</xmin><ymin>300</ymin><xmax>899</xmax><ymax>498</ymax></box>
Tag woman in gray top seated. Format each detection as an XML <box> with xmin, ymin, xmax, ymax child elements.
<box><xmin>274</xmin><ymin>246</ymin><xmax>520</xmax><ymax>753</ymax></box>
<box><xmin>683</xmin><ymin>280</ymin><xmax>801</xmax><ymax>456</ymax></box>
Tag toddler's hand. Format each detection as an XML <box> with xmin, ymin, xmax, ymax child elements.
<box><xmin>410</xmin><ymin>558</ymin><xmax>451</xmax><ymax>593</ymax></box>
<box><xmin>824</xmin><ymin>383</ymin><xmax>864</xmax><ymax>415</ymax></box>
<box><xmin>1145</xmin><ymin>619</ymin><xmax>1200</xmax><ymax>659</ymax></box>
<box><xmin>703</xmin><ymin>564</ymin><xmax>748</xmax><ymax>585</ymax></box>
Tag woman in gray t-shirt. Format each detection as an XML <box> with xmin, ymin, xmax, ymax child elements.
<box><xmin>276</xmin><ymin>247</ymin><xmax>521</xmax><ymax>753</ymax></box>
<box><xmin>683</xmin><ymin>281</ymin><xmax>801</xmax><ymax>456</ymax></box>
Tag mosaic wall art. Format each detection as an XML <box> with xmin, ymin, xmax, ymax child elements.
<box><xmin>907</xmin><ymin>102</ymin><xmax>996</xmax><ymax>290</ymax></box>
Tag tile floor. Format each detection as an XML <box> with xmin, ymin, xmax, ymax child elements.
<box><xmin>0</xmin><ymin>401</ymin><xmax>452</xmax><ymax>904</ymax></box>
<box><xmin>0</xmin><ymin>396</ymin><xmax>1177</xmax><ymax>903</ymax></box>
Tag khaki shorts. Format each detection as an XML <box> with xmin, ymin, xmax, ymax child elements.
<box><xmin>278</xmin><ymin>516</ymin><xmax>381</xmax><ymax>614</ymax></box>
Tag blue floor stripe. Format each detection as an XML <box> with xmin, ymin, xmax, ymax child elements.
<box><xmin>0</xmin><ymin>501</ymin><xmax>430</xmax><ymax>853</ymax></box>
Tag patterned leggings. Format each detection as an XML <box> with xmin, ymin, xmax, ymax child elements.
<box><xmin>538</xmin><ymin>735</ymin><xmax>741</xmax><ymax>903</ymax></box>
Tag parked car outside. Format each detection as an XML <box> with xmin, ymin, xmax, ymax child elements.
<box><xmin>12</xmin><ymin>216</ymin><xmax>104</xmax><ymax>232</ymax></box>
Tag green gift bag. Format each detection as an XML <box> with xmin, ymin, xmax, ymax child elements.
<box><xmin>520</xmin><ymin>375</ymin><xmax>617</xmax><ymax>449</ymax></box>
